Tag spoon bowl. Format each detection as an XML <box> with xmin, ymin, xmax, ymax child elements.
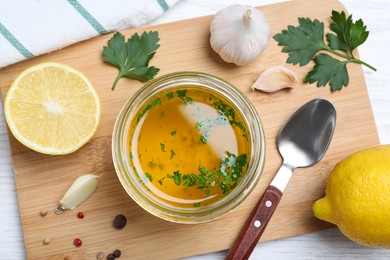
<box><xmin>278</xmin><ymin>99</ymin><xmax>336</xmax><ymax>168</ymax></box>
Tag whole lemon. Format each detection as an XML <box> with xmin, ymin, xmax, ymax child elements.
<box><xmin>312</xmin><ymin>145</ymin><xmax>390</xmax><ymax>248</ymax></box>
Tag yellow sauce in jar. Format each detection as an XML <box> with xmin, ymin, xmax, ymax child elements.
<box><xmin>129</xmin><ymin>87</ymin><xmax>250</xmax><ymax>207</ymax></box>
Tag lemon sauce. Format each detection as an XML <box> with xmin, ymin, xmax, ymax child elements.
<box><xmin>129</xmin><ymin>87</ymin><xmax>250</xmax><ymax>208</ymax></box>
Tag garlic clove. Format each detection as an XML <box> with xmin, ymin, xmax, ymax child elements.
<box><xmin>251</xmin><ymin>66</ymin><xmax>297</xmax><ymax>93</ymax></box>
<box><xmin>210</xmin><ymin>5</ymin><xmax>271</xmax><ymax>66</ymax></box>
<box><xmin>55</xmin><ymin>174</ymin><xmax>100</xmax><ymax>214</ymax></box>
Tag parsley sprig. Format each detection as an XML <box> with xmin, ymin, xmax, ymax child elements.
<box><xmin>273</xmin><ymin>10</ymin><xmax>376</xmax><ymax>91</ymax></box>
<box><xmin>103</xmin><ymin>31</ymin><xmax>160</xmax><ymax>90</ymax></box>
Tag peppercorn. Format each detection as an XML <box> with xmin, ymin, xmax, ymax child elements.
<box><xmin>96</xmin><ymin>252</ymin><xmax>105</xmax><ymax>260</ymax></box>
<box><xmin>106</xmin><ymin>253</ymin><xmax>115</xmax><ymax>260</ymax></box>
<box><xmin>113</xmin><ymin>249</ymin><xmax>121</xmax><ymax>257</ymax></box>
<box><xmin>77</xmin><ymin>212</ymin><xmax>85</xmax><ymax>219</ymax></box>
<box><xmin>113</xmin><ymin>214</ymin><xmax>127</xmax><ymax>229</ymax></box>
<box><xmin>40</xmin><ymin>209</ymin><xmax>48</xmax><ymax>217</ymax></box>
<box><xmin>42</xmin><ymin>237</ymin><xmax>50</xmax><ymax>245</ymax></box>
<box><xmin>73</xmin><ymin>238</ymin><xmax>82</xmax><ymax>247</ymax></box>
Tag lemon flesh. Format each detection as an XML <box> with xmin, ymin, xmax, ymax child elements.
<box><xmin>312</xmin><ymin>145</ymin><xmax>390</xmax><ymax>248</ymax></box>
<box><xmin>4</xmin><ymin>62</ymin><xmax>101</xmax><ymax>155</ymax></box>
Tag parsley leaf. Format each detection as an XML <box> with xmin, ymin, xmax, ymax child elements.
<box><xmin>273</xmin><ymin>18</ymin><xmax>326</xmax><ymax>66</ymax></box>
<box><xmin>177</xmin><ymin>90</ymin><xmax>187</xmax><ymax>100</ymax></box>
<box><xmin>273</xmin><ymin>10</ymin><xmax>376</xmax><ymax>91</ymax></box>
<box><xmin>103</xmin><ymin>31</ymin><xmax>160</xmax><ymax>90</ymax></box>
<box><xmin>145</xmin><ymin>173</ymin><xmax>153</xmax><ymax>182</ymax></box>
<box><xmin>327</xmin><ymin>11</ymin><xmax>369</xmax><ymax>54</ymax></box>
<box><xmin>166</xmin><ymin>92</ymin><xmax>174</xmax><ymax>100</ymax></box>
<box><xmin>305</xmin><ymin>54</ymin><xmax>349</xmax><ymax>91</ymax></box>
<box><xmin>167</xmin><ymin>170</ymin><xmax>182</xmax><ymax>185</ymax></box>
<box><xmin>160</xmin><ymin>143</ymin><xmax>166</xmax><ymax>152</ymax></box>
<box><xmin>170</xmin><ymin>149</ymin><xmax>176</xmax><ymax>160</ymax></box>
<box><xmin>136</xmin><ymin>98</ymin><xmax>161</xmax><ymax>122</ymax></box>
<box><xmin>158</xmin><ymin>177</ymin><xmax>165</xmax><ymax>186</ymax></box>
<box><xmin>176</xmin><ymin>89</ymin><xmax>192</xmax><ymax>104</ymax></box>
<box><xmin>148</xmin><ymin>160</ymin><xmax>157</xmax><ymax>169</ymax></box>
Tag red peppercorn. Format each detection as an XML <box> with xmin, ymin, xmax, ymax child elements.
<box><xmin>77</xmin><ymin>212</ymin><xmax>84</xmax><ymax>219</ymax></box>
<box><xmin>73</xmin><ymin>238</ymin><xmax>82</xmax><ymax>247</ymax></box>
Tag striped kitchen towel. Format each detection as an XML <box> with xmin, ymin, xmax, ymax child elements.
<box><xmin>0</xmin><ymin>0</ymin><xmax>180</xmax><ymax>68</ymax></box>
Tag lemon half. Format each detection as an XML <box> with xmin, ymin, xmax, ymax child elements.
<box><xmin>4</xmin><ymin>62</ymin><xmax>101</xmax><ymax>155</ymax></box>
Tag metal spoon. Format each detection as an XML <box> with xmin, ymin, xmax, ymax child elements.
<box><xmin>226</xmin><ymin>99</ymin><xmax>336</xmax><ymax>260</ymax></box>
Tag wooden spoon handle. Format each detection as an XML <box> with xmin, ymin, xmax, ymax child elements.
<box><xmin>225</xmin><ymin>186</ymin><xmax>283</xmax><ymax>260</ymax></box>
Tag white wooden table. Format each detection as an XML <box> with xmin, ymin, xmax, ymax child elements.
<box><xmin>1</xmin><ymin>0</ymin><xmax>389</xmax><ymax>259</ymax></box>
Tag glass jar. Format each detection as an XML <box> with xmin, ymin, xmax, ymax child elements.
<box><xmin>112</xmin><ymin>72</ymin><xmax>265</xmax><ymax>223</ymax></box>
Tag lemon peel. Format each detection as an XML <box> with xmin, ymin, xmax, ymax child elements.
<box><xmin>313</xmin><ymin>145</ymin><xmax>390</xmax><ymax>248</ymax></box>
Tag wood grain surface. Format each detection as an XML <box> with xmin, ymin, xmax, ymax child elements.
<box><xmin>0</xmin><ymin>0</ymin><xmax>380</xmax><ymax>259</ymax></box>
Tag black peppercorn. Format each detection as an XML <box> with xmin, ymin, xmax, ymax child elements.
<box><xmin>113</xmin><ymin>249</ymin><xmax>121</xmax><ymax>258</ymax></box>
<box><xmin>106</xmin><ymin>253</ymin><xmax>115</xmax><ymax>260</ymax></box>
<box><xmin>113</xmin><ymin>214</ymin><xmax>127</xmax><ymax>229</ymax></box>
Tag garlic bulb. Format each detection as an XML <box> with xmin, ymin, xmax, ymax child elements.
<box><xmin>210</xmin><ymin>5</ymin><xmax>271</xmax><ymax>66</ymax></box>
<box><xmin>251</xmin><ymin>66</ymin><xmax>297</xmax><ymax>93</ymax></box>
<box><xmin>55</xmin><ymin>174</ymin><xmax>100</xmax><ymax>214</ymax></box>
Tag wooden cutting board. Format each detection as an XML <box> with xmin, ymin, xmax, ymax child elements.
<box><xmin>0</xmin><ymin>0</ymin><xmax>380</xmax><ymax>259</ymax></box>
